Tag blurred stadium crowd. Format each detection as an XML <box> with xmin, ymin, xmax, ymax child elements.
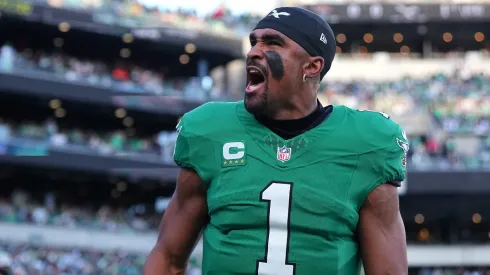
<box><xmin>0</xmin><ymin>43</ymin><xmax>207</xmax><ymax>98</ymax></box>
<box><xmin>31</xmin><ymin>0</ymin><xmax>262</xmax><ymax>36</ymax></box>
<box><xmin>0</xmin><ymin>189</ymin><xmax>160</xmax><ymax>233</ymax></box>
<box><xmin>0</xmin><ymin>117</ymin><xmax>177</xmax><ymax>163</ymax></box>
<box><xmin>1</xmin><ymin>0</ymin><xmax>490</xmax><ymax>274</ymax></box>
<box><xmin>0</xmin><ymin>241</ymin><xmax>201</xmax><ymax>275</ymax></box>
<box><xmin>0</xmin><ymin>242</ymin><xmax>145</xmax><ymax>275</ymax></box>
<box><xmin>0</xmin><ymin>188</ymin><xmax>194</xmax><ymax>274</ymax></box>
<box><xmin>2</xmin><ymin>42</ymin><xmax>490</xmax><ymax>170</ymax></box>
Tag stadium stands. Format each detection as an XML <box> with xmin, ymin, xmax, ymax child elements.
<box><xmin>1</xmin><ymin>0</ymin><xmax>490</xmax><ymax>274</ymax></box>
<box><xmin>2</xmin><ymin>43</ymin><xmax>490</xmax><ymax>170</ymax></box>
<box><xmin>9</xmin><ymin>0</ymin><xmax>261</xmax><ymax>37</ymax></box>
<box><xmin>0</xmin><ymin>241</ymin><xmax>202</xmax><ymax>275</ymax></box>
<box><xmin>0</xmin><ymin>43</ymin><xmax>208</xmax><ymax>98</ymax></box>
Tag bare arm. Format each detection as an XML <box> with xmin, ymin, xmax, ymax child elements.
<box><xmin>143</xmin><ymin>168</ymin><xmax>209</xmax><ymax>275</ymax></box>
<box><xmin>358</xmin><ymin>183</ymin><xmax>408</xmax><ymax>275</ymax></box>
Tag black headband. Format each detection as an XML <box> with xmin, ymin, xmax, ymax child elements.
<box><xmin>254</xmin><ymin>7</ymin><xmax>336</xmax><ymax>81</ymax></box>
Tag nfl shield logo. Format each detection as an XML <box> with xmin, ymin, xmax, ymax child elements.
<box><xmin>277</xmin><ymin>146</ymin><xmax>291</xmax><ymax>162</ymax></box>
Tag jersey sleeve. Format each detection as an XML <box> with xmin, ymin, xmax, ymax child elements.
<box><xmin>379</xmin><ymin>124</ymin><xmax>408</xmax><ymax>185</ymax></box>
<box><xmin>355</xmin><ymin>120</ymin><xmax>409</xmax><ymax>204</ymax></box>
<box><xmin>173</xmin><ymin>114</ymin><xmax>217</xmax><ymax>185</ymax></box>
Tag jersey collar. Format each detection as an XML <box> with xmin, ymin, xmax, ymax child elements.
<box><xmin>235</xmin><ymin>101</ymin><xmax>346</xmax><ymax>167</ymax></box>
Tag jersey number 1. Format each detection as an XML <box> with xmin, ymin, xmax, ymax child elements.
<box><xmin>256</xmin><ymin>182</ymin><xmax>296</xmax><ymax>275</ymax></box>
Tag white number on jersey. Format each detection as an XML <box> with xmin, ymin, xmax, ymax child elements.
<box><xmin>256</xmin><ymin>182</ymin><xmax>296</xmax><ymax>275</ymax></box>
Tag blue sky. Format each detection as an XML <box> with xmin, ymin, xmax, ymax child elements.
<box><xmin>138</xmin><ymin>0</ymin><xmax>279</xmax><ymax>16</ymax></box>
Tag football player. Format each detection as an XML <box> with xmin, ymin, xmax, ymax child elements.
<box><xmin>144</xmin><ymin>7</ymin><xmax>409</xmax><ymax>275</ymax></box>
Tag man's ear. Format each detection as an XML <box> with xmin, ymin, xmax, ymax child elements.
<box><xmin>302</xmin><ymin>56</ymin><xmax>324</xmax><ymax>79</ymax></box>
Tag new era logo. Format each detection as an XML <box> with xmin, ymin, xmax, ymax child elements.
<box><xmin>269</xmin><ymin>9</ymin><xmax>290</xmax><ymax>19</ymax></box>
<box><xmin>320</xmin><ymin>33</ymin><xmax>328</xmax><ymax>44</ymax></box>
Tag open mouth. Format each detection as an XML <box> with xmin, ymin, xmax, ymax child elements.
<box><xmin>246</xmin><ymin>66</ymin><xmax>266</xmax><ymax>93</ymax></box>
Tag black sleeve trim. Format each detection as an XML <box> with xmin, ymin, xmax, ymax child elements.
<box><xmin>385</xmin><ymin>181</ymin><xmax>401</xmax><ymax>188</ymax></box>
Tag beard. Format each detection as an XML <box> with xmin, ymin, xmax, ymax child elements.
<box><xmin>244</xmin><ymin>86</ymin><xmax>269</xmax><ymax>115</ymax></box>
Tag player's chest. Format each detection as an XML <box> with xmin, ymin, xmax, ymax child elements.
<box><xmin>207</xmin><ymin>140</ymin><xmax>360</xmax><ymax>226</ymax></box>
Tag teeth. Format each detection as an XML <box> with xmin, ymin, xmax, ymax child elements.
<box><xmin>249</xmin><ymin>68</ymin><xmax>260</xmax><ymax>74</ymax></box>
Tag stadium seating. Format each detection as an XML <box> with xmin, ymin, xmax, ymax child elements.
<box><xmin>3</xmin><ymin>42</ymin><xmax>490</xmax><ymax>169</ymax></box>
<box><xmin>1</xmin><ymin>0</ymin><xmax>490</xmax><ymax>274</ymax></box>
<box><xmin>0</xmin><ymin>242</ymin><xmax>201</xmax><ymax>275</ymax></box>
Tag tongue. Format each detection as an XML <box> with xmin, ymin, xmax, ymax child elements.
<box><xmin>246</xmin><ymin>81</ymin><xmax>265</xmax><ymax>93</ymax></box>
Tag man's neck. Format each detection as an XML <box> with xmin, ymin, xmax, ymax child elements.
<box><xmin>267</xmin><ymin>97</ymin><xmax>319</xmax><ymax>120</ymax></box>
<box><xmin>254</xmin><ymin>100</ymin><xmax>333</xmax><ymax>140</ymax></box>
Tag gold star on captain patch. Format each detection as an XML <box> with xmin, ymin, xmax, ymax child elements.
<box><xmin>223</xmin><ymin>161</ymin><xmax>227</xmax><ymax>165</ymax></box>
<box><xmin>241</xmin><ymin>160</ymin><xmax>244</xmax><ymax>163</ymax></box>
<box><xmin>235</xmin><ymin>160</ymin><xmax>238</xmax><ymax>164</ymax></box>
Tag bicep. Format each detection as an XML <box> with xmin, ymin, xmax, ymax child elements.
<box><xmin>358</xmin><ymin>183</ymin><xmax>407</xmax><ymax>275</ymax></box>
<box><xmin>156</xmin><ymin>168</ymin><xmax>209</xmax><ymax>264</ymax></box>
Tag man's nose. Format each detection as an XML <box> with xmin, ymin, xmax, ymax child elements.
<box><xmin>246</xmin><ymin>45</ymin><xmax>265</xmax><ymax>61</ymax></box>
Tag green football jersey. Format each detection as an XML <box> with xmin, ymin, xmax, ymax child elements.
<box><xmin>174</xmin><ymin>101</ymin><xmax>408</xmax><ymax>275</ymax></box>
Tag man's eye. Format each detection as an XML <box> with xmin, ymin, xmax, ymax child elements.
<box><xmin>267</xmin><ymin>41</ymin><xmax>280</xmax><ymax>46</ymax></box>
